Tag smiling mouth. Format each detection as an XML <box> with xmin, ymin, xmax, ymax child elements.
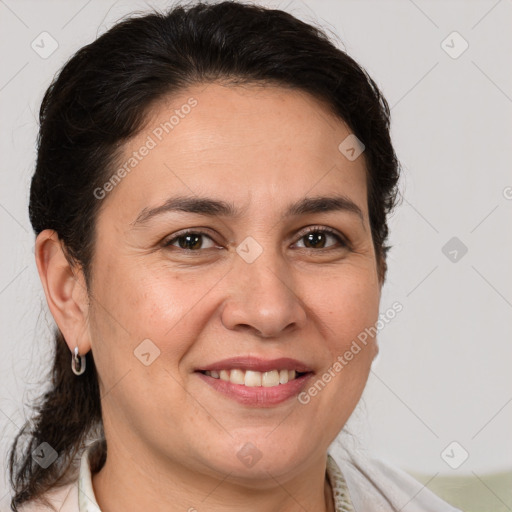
<box><xmin>199</xmin><ymin>368</ymin><xmax>309</xmax><ymax>387</ymax></box>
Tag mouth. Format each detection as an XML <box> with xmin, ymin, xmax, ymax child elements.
<box><xmin>195</xmin><ymin>356</ymin><xmax>314</xmax><ymax>406</ymax></box>
<box><xmin>199</xmin><ymin>368</ymin><xmax>308</xmax><ymax>387</ymax></box>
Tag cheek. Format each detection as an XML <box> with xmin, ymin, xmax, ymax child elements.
<box><xmin>99</xmin><ymin>263</ymin><xmax>222</xmax><ymax>358</ymax></box>
<box><xmin>88</xmin><ymin>264</ymin><xmax>205</xmax><ymax>414</ymax></box>
<box><xmin>321</xmin><ymin>273</ymin><xmax>380</xmax><ymax>348</ymax></box>
<box><xmin>298</xmin><ymin>276</ymin><xmax>379</xmax><ymax>436</ymax></box>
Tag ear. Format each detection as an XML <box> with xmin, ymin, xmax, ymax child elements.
<box><xmin>34</xmin><ymin>229</ymin><xmax>91</xmax><ymax>356</ymax></box>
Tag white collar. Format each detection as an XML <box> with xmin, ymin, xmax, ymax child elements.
<box><xmin>77</xmin><ymin>444</ymin><xmax>101</xmax><ymax>512</ymax></box>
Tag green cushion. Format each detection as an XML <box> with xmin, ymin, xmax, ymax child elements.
<box><xmin>407</xmin><ymin>470</ymin><xmax>512</xmax><ymax>511</ymax></box>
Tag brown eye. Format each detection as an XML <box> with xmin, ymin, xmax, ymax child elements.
<box><xmin>163</xmin><ymin>231</ymin><xmax>216</xmax><ymax>251</ymax></box>
<box><xmin>295</xmin><ymin>227</ymin><xmax>347</xmax><ymax>250</ymax></box>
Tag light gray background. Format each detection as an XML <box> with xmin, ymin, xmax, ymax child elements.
<box><xmin>1</xmin><ymin>0</ymin><xmax>511</xmax><ymax>507</ymax></box>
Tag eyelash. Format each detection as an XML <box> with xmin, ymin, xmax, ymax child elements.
<box><xmin>162</xmin><ymin>226</ymin><xmax>348</xmax><ymax>252</ymax></box>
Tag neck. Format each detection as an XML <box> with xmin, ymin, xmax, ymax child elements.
<box><xmin>91</xmin><ymin>441</ymin><xmax>335</xmax><ymax>512</ymax></box>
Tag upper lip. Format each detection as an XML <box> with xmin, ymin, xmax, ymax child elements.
<box><xmin>196</xmin><ymin>356</ymin><xmax>313</xmax><ymax>373</ymax></box>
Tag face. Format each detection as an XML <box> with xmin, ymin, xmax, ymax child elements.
<box><xmin>82</xmin><ymin>83</ymin><xmax>382</xmax><ymax>484</ymax></box>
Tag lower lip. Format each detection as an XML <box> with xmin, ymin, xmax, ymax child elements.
<box><xmin>196</xmin><ymin>372</ymin><xmax>312</xmax><ymax>407</ymax></box>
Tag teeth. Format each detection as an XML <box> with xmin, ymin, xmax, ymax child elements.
<box><xmin>262</xmin><ymin>370</ymin><xmax>280</xmax><ymax>387</ymax></box>
<box><xmin>244</xmin><ymin>370</ymin><xmax>262</xmax><ymax>387</ymax></box>
<box><xmin>203</xmin><ymin>368</ymin><xmax>303</xmax><ymax>387</ymax></box>
<box><xmin>230</xmin><ymin>369</ymin><xmax>245</xmax><ymax>385</ymax></box>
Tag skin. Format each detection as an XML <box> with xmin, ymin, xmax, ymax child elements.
<box><xmin>35</xmin><ymin>82</ymin><xmax>382</xmax><ymax>512</ymax></box>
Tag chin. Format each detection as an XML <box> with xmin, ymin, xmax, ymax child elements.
<box><xmin>197</xmin><ymin>433</ymin><xmax>316</xmax><ymax>483</ymax></box>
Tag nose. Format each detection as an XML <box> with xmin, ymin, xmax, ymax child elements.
<box><xmin>220</xmin><ymin>248</ymin><xmax>307</xmax><ymax>339</ymax></box>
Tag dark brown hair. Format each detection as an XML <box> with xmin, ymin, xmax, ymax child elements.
<box><xmin>8</xmin><ymin>1</ymin><xmax>400</xmax><ymax>510</ymax></box>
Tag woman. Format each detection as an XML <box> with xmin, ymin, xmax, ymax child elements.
<box><xmin>8</xmin><ymin>1</ymin><xmax>461</xmax><ymax>511</ymax></box>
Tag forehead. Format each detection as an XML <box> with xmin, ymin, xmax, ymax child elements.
<box><xmin>99</xmin><ymin>82</ymin><xmax>368</xmax><ymax>222</ymax></box>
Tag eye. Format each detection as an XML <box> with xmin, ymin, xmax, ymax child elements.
<box><xmin>162</xmin><ymin>230</ymin><xmax>218</xmax><ymax>251</ymax></box>
<box><xmin>294</xmin><ymin>226</ymin><xmax>348</xmax><ymax>250</ymax></box>
<box><xmin>162</xmin><ymin>226</ymin><xmax>348</xmax><ymax>253</ymax></box>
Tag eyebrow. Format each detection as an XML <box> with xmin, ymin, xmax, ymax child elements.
<box><xmin>130</xmin><ymin>194</ymin><xmax>365</xmax><ymax>228</ymax></box>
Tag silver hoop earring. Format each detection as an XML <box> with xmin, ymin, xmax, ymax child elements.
<box><xmin>71</xmin><ymin>346</ymin><xmax>86</xmax><ymax>376</ymax></box>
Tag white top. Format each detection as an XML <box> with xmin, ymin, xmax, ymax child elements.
<box><xmin>17</xmin><ymin>442</ymin><xmax>462</xmax><ymax>512</ymax></box>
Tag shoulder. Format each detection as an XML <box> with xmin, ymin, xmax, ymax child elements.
<box><xmin>15</xmin><ymin>481</ymin><xmax>78</xmax><ymax>512</ymax></box>
<box><xmin>329</xmin><ymin>448</ymin><xmax>463</xmax><ymax>512</ymax></box>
